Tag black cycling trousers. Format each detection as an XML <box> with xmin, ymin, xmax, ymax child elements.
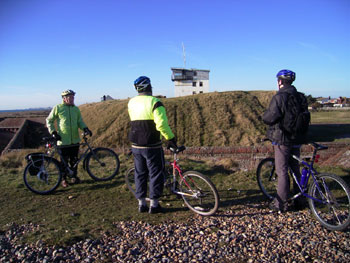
<box><xmin>132</xmin><ymin>147</ymin><xmax>165</xmax><ymax>200</ymax></box>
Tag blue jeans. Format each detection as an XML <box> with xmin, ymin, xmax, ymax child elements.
<box><xmin>132</xmin><ymin>147</ymin><xmax>165</xmax><ymax>200</ymax></box>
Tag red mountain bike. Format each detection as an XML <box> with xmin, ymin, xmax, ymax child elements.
<box><xmin>125</xmin><ymin>146</ymin><xmax>220</xmax><ymax>216</ymax></box>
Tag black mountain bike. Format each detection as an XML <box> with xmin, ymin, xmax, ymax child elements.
<box><xmin>23</xmin><ymin>134</ymin><xmax>120</xmax><ymax>195</ymax></box>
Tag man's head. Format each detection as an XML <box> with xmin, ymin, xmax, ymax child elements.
<box><xmin>276</xmin><ymin>69</ymin><xmax>295</xmax><ymax>88</ymax></box>
<box><xmin>61</xmin><ymin>89</ymin><xmax>76</xmax><ymax>105</ymax></box>
<box><xmin>134</xmin><ymin>76</ymin><xmax>152</xmax><ymax>94</ymax></box>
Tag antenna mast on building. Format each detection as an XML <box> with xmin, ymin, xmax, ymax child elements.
<box><xmin>182</xmin><ymin>42</ymin><xmax>186</xmax><ymax>68</ymax></box>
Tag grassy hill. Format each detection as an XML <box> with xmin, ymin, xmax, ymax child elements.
<box><xmin>80</xmin><ymin>91</ymin><xmax>276</xmax><ymax>148</ymax></box>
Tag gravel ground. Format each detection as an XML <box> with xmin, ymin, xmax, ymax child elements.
<box><xmin>1</xmin><ymin>204</ymin><xmax>350</xmax><ymax>263</ymax></box>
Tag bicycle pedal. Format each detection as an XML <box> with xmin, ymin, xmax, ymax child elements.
<box><xmin>194</xmin><ymin>206</ymin><xmax>206</xmax><ymax>211</ymax></box>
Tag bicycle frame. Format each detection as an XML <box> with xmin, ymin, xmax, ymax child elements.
<box><xmin>46</xmin><ymin>135</ymin><xmax>95</xmax><ymax>175</ymax></box>
<box><xmin>168</xmin><ymin>151</ymin><xmax>197</xmax><ymax>197</ymax></box>
<box><xmin>290</xmin><ymin>148</ymin><xmax>331</xmax><ymax>205</ymax></box>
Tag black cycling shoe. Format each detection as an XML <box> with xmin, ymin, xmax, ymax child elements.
<box><xmin>138</xmin><ymin>205</ymin><xmax>148</xmax><ymax>213</ymax></box>
<box><xmin>268</xmin><ymin>201</ymin><xmax>288</xmax><ymax>213</ymax></box>
<box><xmin>70</xmin><ymin>177</ymin><xmax>81</xmax><ymax>184</ymax></box>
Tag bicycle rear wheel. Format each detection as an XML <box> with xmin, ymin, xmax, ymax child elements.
<box><xmin>125</xmin><ymin>167</ymin><xmax>136</xmax><ymax>197</ymax></box>
<box><xmin>179</xmin><ymin>171</ymin><xmax>219</xmax><ymax>216</ymax></box>
<box><xmin>256</xmin><ymin>157</ymin><xmax>277</xmax><ymax>200</ymax></box>
<box><xmin>23</xmin><ymin>157</ymin><xmax>62</xmax><ymax>195</ymax></box>
<box><xmin>86</xmin><ymin>148</ymin><xmax>120</xmax><ymax>181</ymax></box>
<box><xmin>308</xmin><ymin>173</ymin><xmax>350</xmax><ymax>231</ymax></box>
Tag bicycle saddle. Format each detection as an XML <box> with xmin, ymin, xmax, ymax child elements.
<box><xmin>169</xmin><ymin>145</ymin><xmax>186</xmax><ymax>154</ymax></box>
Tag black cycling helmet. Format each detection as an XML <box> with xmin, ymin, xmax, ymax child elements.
<box><xmin>61</xmin><ymin>89</ymin><xmax>76</xmax><ymax>97</ymax></box>
<box><xmin>276</xmin><ymin>69</ymin><xmax>296</xmax><ymax>82</ymax></box>
<box><xmin>134</xmin><ymin>76</ymin><xmax>152</xmax><ymax>93</ymax></box>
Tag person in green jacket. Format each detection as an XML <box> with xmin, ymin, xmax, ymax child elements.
<box><xmin>128</xmin><ymin>76</ymin><xmax>177</xmax><ymax>214</ymax></box>
<box><xmin>46</xmin><ymin>89</ymin><xmax>92</xmax><ymax>187</ymax></box>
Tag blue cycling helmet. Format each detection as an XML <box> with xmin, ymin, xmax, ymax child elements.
<box><xmin>276</xmin><ymin>69</ymin><xmax>296</xmax><ymax>82</ymax></box>
<box><xmin>134</xmin><ymin>76</ymin><xmax>152</xmax><ymax>92</ymax></box>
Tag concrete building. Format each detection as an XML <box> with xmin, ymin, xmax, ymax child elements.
<box><xmin>171</xmin><ymin>68</ymin><xmax>210</xmax><ymax>97</ymax></box>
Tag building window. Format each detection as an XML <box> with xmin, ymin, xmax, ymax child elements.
<box><xmin>192</xmin><ymin>91</ymin><xmax>196</xmax><ymax>95</ymax></box>
<box><xmin>192</xmin><ymin>82</ymin><xmax>196</xmax><ymax>87</ymax></box>
<box><xmin>199</xmin><ymin>91</ymin><xmax>203</xmax><ymax>94</ymax></box>
<box><xmin>200</xmin><ymin>82</ymin><xmax>203</xmax><ymax>87</ymax></box>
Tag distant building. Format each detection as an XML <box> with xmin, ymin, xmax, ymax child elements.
<box><xmin>101</xmin><ymin>95</ymin><xmax>114</xmax><ymax>101</ymax></box>
<box><xmin>171</xmin><ymin>68</ymin><xmax>210</xmax><ymax>97</ymax></box>
<box><xmin>316</xmin><ymin>96</ymin><xmax>349</xmax><ymax>108</ymax></box>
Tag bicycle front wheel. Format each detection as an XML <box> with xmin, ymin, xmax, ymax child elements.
<box><xmin>23</xmin><ymin>157</ymin><xmax>62</xmax><ymax>195</ymax></box>
<box><xmin>180</xmin><ymin>171</ymin><xmax>219</xmax><ymax>216</ymax></box>
<box><xmin>308</xmin><ymin>173</ymin><xmax>350</xmax><ymax>231</ymax></box>
<box><xmin>256</xmin><ymin>157</ymin><xmax>277</xmax><ymax>201</ymax></box>
<box><xmin>86</xmin><ymin>148</ymin><xmax>120</xmax><ymax>181</ymax></box>
<box><xmin>125</xmin><ymin>167</ymin><xmax>136</xmax><ymax>197</ymax></box>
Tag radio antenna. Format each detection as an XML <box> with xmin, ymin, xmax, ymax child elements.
<box><xmin>182</xmin><ymin>42</ymin><xmax>186</xmax><ymax>68</ymax></box>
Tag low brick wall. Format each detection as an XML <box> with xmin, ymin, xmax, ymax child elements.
<box><xmin>162</xmin><ymin>143</ymin><xmax>348</xmax><ymax>170</ymax></box>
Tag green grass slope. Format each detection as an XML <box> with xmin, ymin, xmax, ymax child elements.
<box><xmin>80</xmin><ymin>91</ymin><xmax>273</xmax><ymax>148</ymax></box>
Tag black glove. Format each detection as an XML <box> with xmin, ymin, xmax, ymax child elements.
<box><xmin>84</xmin><ymin>127</ymin><xmax>92</xmax><ymax>137</ymax></box>
<box><xmin>167</xmin><ymin>137</ymin><xmax>177</xmax><ymax>150</ymax></box>
<box><xmin>52</xmin><ymin>131</ymin><xmax>61</xmax><ymax>141</ymax></box>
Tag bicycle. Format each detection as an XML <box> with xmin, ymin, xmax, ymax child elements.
<box><xmin>125</xmin><ymin>146</ymin><xmax>220</xmax><ymax>216</ymax></box>
<box><xmin>23</xmin><ymin>134</ymin><xmax>120</xmax><ymax>195</ymax></box>
<box><xmin>256</xmin><ymin>141</ymin><xmax>350</xmax><ymax>231</ymax></box>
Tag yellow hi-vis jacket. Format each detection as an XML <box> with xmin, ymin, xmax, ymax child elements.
<box><xmin>46</xmin><ymin>103</ymin><xmax>87</xmax><ymax>146</ymax></box>
<box><xmin>128</xmin><ymin>95</ymin><xmax>174</xmax><ymax>146</ymax></box>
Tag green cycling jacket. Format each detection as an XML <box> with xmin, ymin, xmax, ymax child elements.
<box><xmin>128</xmin><ymin>95</ymin><xmax>174</xmax><ymax>146</ymax></box>
<box><xmin>46</xmin><ymin>103</ymin><xmax>87</xmax><ymax>145</ymax></box>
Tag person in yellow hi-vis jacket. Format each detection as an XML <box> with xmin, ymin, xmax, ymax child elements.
<box><xmin>128</xmin><ymin>76</ymin><xmax>177</xmax><ymax>214</ymax></box>
<box><xmin>46</xmin><ymin>90</ymin><xmax>92</xmax><ymax>188</ymax></box>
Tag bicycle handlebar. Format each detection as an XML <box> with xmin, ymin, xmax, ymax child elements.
<box><xmin>42</xmin><ymin>132</ymin><xmax>92</xmax><ymax>147</ymax></box>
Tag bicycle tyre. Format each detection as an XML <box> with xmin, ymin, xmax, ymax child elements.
<box><xmin>256</xmin><ymin>157</ymin><xmax>277</xmax><ymax>201</ymax></box>
<box><xmin>86</xmin><ymin>147</ymin><xmax>120</xmax><ymax>181</ymax></box>
<box><xmin>23</xmin><ymin>156</ymin><xmax>62</xmax><ymax>195</ymax></box>
<box><xmin>308</xmin><ymin>173</ymin><xmax>350</xmax><ymax>231</ymax></box>
<box><xmin>125</xmin><ymin>167</ymin><xmax>136</xmax><ymax>197</ymax></box>
<box><xmin>180</xmin><ymin>171</ymin><xmax>219</xmax><ymax>216</ymax></box>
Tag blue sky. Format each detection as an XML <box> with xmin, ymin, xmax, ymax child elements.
<box><xmin>0</xmin><ymin>0</ymin><xmax>349</xmax><ymax>110</ymax></box>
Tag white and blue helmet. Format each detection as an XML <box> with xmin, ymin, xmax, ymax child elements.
<box><xmin>134</xmin><ymin>76</ymin><xmax>152</xmax><ymax>92</ymax></box>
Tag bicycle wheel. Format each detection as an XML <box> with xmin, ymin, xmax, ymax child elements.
<box><xmin>86</xmin><ymin>147</ymin><xmax>120</xmax><ymax>181</ymax></box>
<box><xmin>179</xmin><ymin>171</ymin><xmax>219</xmax><ymax>216</ymax></box>
<box><xmin>308</xmin><ymin>173</ymin><xmax>350</xmax><ymax>231</ymax></box>
<box><xmin>256</xmin><ymin>157</ymin><xmax>277</xmax><ymax>200</ymax></box>
<box><xmin>125</xmin><ymin>167</ymin><xmax>136</xmax><ymax>197</ymax></box>
<box><xmin>23</xmin><ymin>157</ymin><xmax>62</xmax><ymax>195</ymax></box>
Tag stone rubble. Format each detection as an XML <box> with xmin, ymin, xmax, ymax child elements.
<box><xmin>1</xmin><ymin>204</ymin><xmax>349</xmax><ymax>262</ymax></box>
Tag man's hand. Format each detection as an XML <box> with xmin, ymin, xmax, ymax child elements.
<box><xmin>52</xmin><ymin>131</ymin><xmax>61</xmax><ymax>141</ymax></box>
<box><xmin>84</xmin><ymin>127</ymin><xmax>93</xmax><ymax>137</ymax></box>
<box><xmin>167</xmin><ymin>137</ymin><xmax>177</xmax><ymax>150</ymax></box>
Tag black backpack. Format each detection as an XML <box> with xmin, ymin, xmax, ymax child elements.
<box><xmin>281</xmin><ymin>92</ymin><xmax>310</xmax><ymax>135</ymax></box>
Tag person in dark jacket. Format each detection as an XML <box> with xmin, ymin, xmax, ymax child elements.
<box><xmin>128</xmin><ymin>76</ymin><xmax>177</xmax><ymax>214</ymax></box>
<box><xmin>262</xmin><ymin>69</ymin><xmax>306</xmax><ymax>212</ymax></box>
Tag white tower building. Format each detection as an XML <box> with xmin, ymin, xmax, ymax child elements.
<box><xmin>171</xmin><ymin>68</ymin><xmax>210</xmax><ymax>97</ymax></box>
